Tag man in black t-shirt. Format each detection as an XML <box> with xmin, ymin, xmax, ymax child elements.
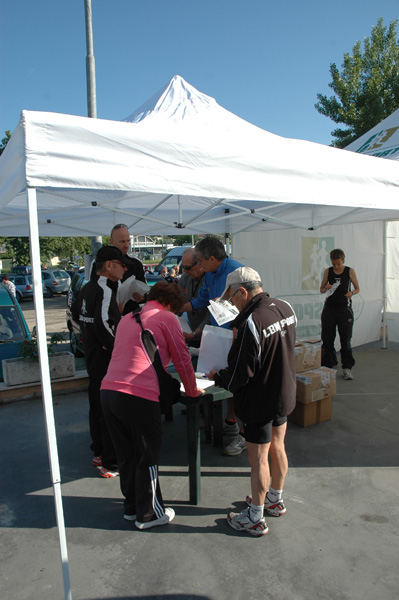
<box><xmin>110</xmin><ymin>224</ymin><xmax>146</xmax><ymax>314</ymax></box>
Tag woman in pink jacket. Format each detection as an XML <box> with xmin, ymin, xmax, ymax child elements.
<box><xmin>101</xmin><ymin>281</ymin><xmax>202</xmax><ymax>529</ymax></box>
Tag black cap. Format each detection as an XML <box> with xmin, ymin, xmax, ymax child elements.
<box><xmin>95</xmin><ymin>246</ymin><xmax>130</xmax><ymax>265</ymax></box>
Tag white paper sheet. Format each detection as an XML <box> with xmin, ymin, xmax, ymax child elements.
<box><xmin>196</xmin><ymin>324</ymin><xmax>233</xmax><ymax>373</ymax></box>
<box><xmin>117</xmin><ymin>275</ymin><xmax>150</xmax><ymax>307</ymax></box>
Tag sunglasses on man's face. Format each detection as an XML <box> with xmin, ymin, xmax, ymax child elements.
<box><xmin>182</xmin><ymin>262</ymin><xmax>198</xmax><ymax>271</ymax></box>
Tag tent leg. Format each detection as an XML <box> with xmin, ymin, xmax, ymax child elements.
<box><xmin>27</xmin><ymin>187</ymin><xmax>73</xmax><ymax>600</ymax></box>
<box><xmin>382</xmin><ymin>221</ymin><xmax>387</xmax><ymax>349</ymax></box>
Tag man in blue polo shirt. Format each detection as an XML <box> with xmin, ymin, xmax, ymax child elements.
<box><xmin>182</xmin><ymin>236</ymin><xmax>245</xmax><ymax>455</ymax></box>
<box><xmin>182</xmin><ymin>237</ymin><xmax>243</xmax><ymax>328</ymax></box>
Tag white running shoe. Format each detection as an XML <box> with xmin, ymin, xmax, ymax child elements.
<box><xmin>343</xmin><ymin>368</ymin><xmax>353</xmax><ymax>380</ymax></box>
<box><xmin>227</xmin><ymin>507</ymin><xmax>268</xmax><ymax>536</ymax></box>
<box><xmin>223</xmin><ymin>434</ymin><xmax>246</xmax><ymax>456</ymax></box>
<box><xmin>246</xmin><ymin>494</ymin><xmax>287</xmax><ymax>516</ymax></box>
<box><xmin>135</xmin><ymin>507</ymin><xmax>175</xmax><ymax>530</ymax></box>
<box><xmin>222</xmin><ymin>421</ymin><xmax>240</xmax><ymax>435</ymax></box>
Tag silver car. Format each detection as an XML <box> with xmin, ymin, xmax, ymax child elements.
<box><xmin>4</xmin><ymin>273</ymin><xmax>34</xmax><ymax>302</ymax></box>
<box><xmin>42</xmin><ymin>269</ymin><xmax>71</xmax><ymax>297</ymax></box>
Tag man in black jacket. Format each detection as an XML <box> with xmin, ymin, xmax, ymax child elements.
<box><xmin>207</xmin><ymin>267</ymin><xmax>297</xmax><ymax>536</ymax></box>
<box><xmin>110</xmin><ymin>224</ymin><xmax>147</xmax><ymax>314</ymax></box>
<box><xmin>72</xmin><ymin>245</ymin><xmax>129</xmax><ymax>478</ymax></box>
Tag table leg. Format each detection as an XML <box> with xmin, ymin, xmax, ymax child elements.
<box><xmin>212</xmin><ymin>400</ymin><xmax>223</xmax><ymax>447</ymax></box>
<box><xmin>203</xmin><ymin>402</ymin><xmax>212</xmax><ymax>444</ymax></box>
<box><xmin>186</xmin><ymin>402</ymin><xmax>201</xmax><ymax>505</ymax></box>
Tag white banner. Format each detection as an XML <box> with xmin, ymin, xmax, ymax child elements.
<box><xmin>233</xmin><ymin>222</ymin><xmax>384</xmax><ymax>347</ymax></box>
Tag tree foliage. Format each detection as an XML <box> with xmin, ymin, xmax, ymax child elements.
<box><xmin>315</xmin><ymin>18</ymin><xmax>399</xmax><ymax>148</ymax></box>
<box><xmin>0</xmin><ymin>236</ymin><xmax>92</xmax><ymax>266</ymax></box>
<box><xmin>0</xmin><ymin>131</ymin><xmax>11</xmax><ymax>156</ymax></box>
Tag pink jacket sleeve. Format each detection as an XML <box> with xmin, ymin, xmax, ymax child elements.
<box><xmin>161</xmin><ymin>315</ymin><xmax>200</xmax><ymax>397</ymax></box>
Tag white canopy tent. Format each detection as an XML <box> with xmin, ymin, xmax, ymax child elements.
<box><xmin>1</xmin><ymin>76</ymin><xmax>399</xmax><ymax>238</ymax></box>
<box><xmin>2</xmin><ymin>75</ymin><xmax>399</xmax><ymax>599</ymax></box>
<box><xmin>345</xmin><ymin>110</ymin><xmax>399</xmax><ymax>342</ymax></box>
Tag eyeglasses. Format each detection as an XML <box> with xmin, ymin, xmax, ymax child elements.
<box><xmin>228</xmin><ymin>289</ymin><xmax>239</xmax><ymax>304</ymax></box>
<box><xmin>111</xmin><ymin>260</ymin><xmax>127</xmax><ymax>268</ymax></box>
<box><xmin>182</xmin><ymin>261</ymin><xmax>198</xmax><ymax>271</ymax></box>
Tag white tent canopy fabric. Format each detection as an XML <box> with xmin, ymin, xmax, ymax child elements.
<box><xmin>1</xmin><ymin>76</ymin><xmax>399</xmax><ymax>238</ymax></box>
<box><xmin>2</xmin><ymin>76</ymin><xmax>399</xmax><ymax>599</ymax></box>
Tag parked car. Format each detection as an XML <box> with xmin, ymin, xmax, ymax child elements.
<box><xmin>3</xmin><ymin>273</ymin><xmax>34</xmax><ymax>302</ymax></box>
<box><xmin>42</xmin><ymin>269</ymin><xmax>71</xmax><ymax>297</ymax></box>
<box><xmin>11</xmin><ymin>265</ymin><xmax>32</xmax><ymax>275</ymax></box>
<box><xmin>65</xmin><ymin>268</ymin><xmax>163</xmax><ymax>357</ymax></box>
<box><xmin>0</xmin><ymin>283</ymin><xmax>31</xmax><ymax>380</ymax></box>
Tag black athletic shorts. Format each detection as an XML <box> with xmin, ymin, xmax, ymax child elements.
<box><xmin>243</xmin><ymin>415</ymin><xmax>287</xmax><ymax>444</ymax></box>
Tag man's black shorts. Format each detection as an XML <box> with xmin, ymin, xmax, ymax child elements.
<box><xmin>244</xmin><ymin>415</ymin><xmax>287</xmax><ymax>444</ymax></box>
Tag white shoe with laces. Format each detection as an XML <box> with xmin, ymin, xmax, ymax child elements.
<box><xmin>343</xmin><ymin>368</ymin><xmax>353</xmax><ymax>380</ymax></box>
<box><xmin>227</xmin><ymin>507</ymin><xmax>268</xmax><ymax>536</ymax></box>
<box><xmin>223</xmin><ymin>434</ymin><xmax>246</xmax><ymax>456</ymax></box>
<box><xmin>135</xmin><ymin>507</ymin><xmax>175</xmax><ymax>530</ymax></box>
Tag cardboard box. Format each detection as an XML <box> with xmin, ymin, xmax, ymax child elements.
<box><xmin>294</xmin><ymin>341</ymin><xmax>322</xmax><ymax>373</ymax></box>
<box><xmin>296</xmin><ymin>367</ymin><xmax>336</xmax><ymax>404</ymax></box>
<box><xmin>288</xmin><ymin>396</ymin><xmax>332</xmax><ymax>427</ymax></box>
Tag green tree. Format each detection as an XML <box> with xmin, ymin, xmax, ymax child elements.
<box><xmin>0</xmin><ymin>131</ymin><xmax>11</xmax><ymax>155</ymax></box>
<box><xmin>315</xmin><ymin>18</ymin><xmax>399</xmax><ymax>148</ymax></box>
<box><xmin>0</xmin><ymin>236</ymin><xmax>93</xmax><ymax>266</ymax></box>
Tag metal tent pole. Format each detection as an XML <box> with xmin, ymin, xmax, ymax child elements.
<box><xmin>27</xmin><ymin>187</ymin><xmax>72</xmax><ymax>600</ymax></box>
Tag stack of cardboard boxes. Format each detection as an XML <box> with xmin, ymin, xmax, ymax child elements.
<box><xmin>288</xmin><ymin>338</ymin><xmax>336</xmax><ymax>427</ymax></box>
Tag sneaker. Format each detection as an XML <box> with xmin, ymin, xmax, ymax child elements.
<box><xmin>92</xmin><ymin>455</ymin><xmax>102</xmax><ymax>467</ymax></box>
<box><xmin>99</xmin><ymin>466</ymin><xmax>119</xmax><ymax>478</ymax></box>
<box><xmin>123</xmin><ymin>513</ymin><xmax>137</xmax><ymax>522</ymax></box>
<box><xmin>222</xmin><ymin>420</ymin><xmax>240</xmax><ymax>435</ymax></box>
<box><xmin>246</xmin><ymin>494</ymin><xmax>287</xmax><ymax>517</ymax></box>
<box><xmin>223</xmin><ymin>434</ymin><xmax>246</xmax><ymax>456</ymax></box>
<box><xmin>343</xmin><ymin>368</ymin><xmax>353</xmax><ymax>380</ymax></box>
<box><xmin>135</xmin><ymin>507</ymin><xmax>175</xmax><ymax>530</ymax></box>
<box><xmin>227</xmin><ymin>508</ymin><xmax>268</xmax><ymax>536</ymax></box>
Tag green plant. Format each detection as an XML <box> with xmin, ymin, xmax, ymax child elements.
<box><xmin>18</xmin><ymin>333</ymin><xmax>66</xmax><ymax>362</ymax></box>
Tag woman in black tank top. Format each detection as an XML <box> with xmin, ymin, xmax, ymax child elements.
<box><xmin>320</xmin><ymin>249</ymin><xmax>360</xmax><ymax>380</ymax></box>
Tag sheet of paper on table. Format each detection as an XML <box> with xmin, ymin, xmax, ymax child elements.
<box><xmin>180</xmin><ymin>377</ymin><xmax>215</xmax><ymax>393</ymax></box>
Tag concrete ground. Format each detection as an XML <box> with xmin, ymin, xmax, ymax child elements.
<box><xmin>1</xmin><ymin>340</ymin><xmax>399</xmax><ymax>600</ymax></box>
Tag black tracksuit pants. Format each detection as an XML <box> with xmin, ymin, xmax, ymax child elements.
<box><xmin>321</xmin><ymin>305</ymin><xmax>355</xmax><ymax>370</ymax></box>
<box><xmin>100</xmin><ymin>390</ymin><xmax>166</xmax><ymax>523</ymax></box>
<box><xmin>88</xmin><ymin>377</ymin><xmax>117</xmax><ymax>469</ymax></box>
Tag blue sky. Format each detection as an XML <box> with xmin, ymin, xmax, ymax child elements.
<box><xmin>1</xmin><ymin>0</ymin><xmax>398</xmax><ymax>145</ymax></box>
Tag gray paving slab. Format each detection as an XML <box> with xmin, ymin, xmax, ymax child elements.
<box><xmin>1</xmin><ymin>341</ymin><xmax>398</xmax><ymax>600</ymax></box>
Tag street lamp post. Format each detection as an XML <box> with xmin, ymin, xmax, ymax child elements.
<box><xmin>84</xmin><ymin>0</ymin><xmax>97</xmax><ymax>118</ymax></box>
<box><xmin>84</xmin><ymin>0</ymin><xmax>102</xmax><ymax>254</ymax></box>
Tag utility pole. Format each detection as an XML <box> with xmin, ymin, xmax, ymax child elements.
<box><xmin>84</xmin><ymin>0</ymin><xmax>102</xmax><ymax>254</ymax></box>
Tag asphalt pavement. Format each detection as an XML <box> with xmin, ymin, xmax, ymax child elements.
<box><xmin>0</xmin><ymin>331</ymin><xmax>398</xmax><ymax>600</ymax></box>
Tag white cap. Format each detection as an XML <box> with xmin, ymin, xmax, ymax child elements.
<box><xmin>220</xmin><ymin>267</ymin><xmax>262</xmax><ymax>300</ymax></box>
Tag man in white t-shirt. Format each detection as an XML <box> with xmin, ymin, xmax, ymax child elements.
<box><xmin>1</xmin><ymin>275</ymin><xmax>16</xmax><ymax>298</ymax></box>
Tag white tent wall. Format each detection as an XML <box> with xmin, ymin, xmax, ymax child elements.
<box><xmin>233</xmin><ymin>221</ymin><xmax>384</xmax><ymax>347</ymax></box>
<box><xmin>385</xmin><ymin>220</ymin><xmax>399</xmax><ymax>342</ymax></box>
<box><xmin>346</xmin><ymin>113</ymin><xmax>399</xmax><ymax>345</ymax></box>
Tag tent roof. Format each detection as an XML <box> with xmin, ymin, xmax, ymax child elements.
<box><xmin>1</xmin><ymin>75</ymin><xmax>399</xmax><ymax>237</ymax></box>
<box><xmin>346</xmin><ymin>108</ymin><xmax>399</xmax><ymax>160</ymax></box>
